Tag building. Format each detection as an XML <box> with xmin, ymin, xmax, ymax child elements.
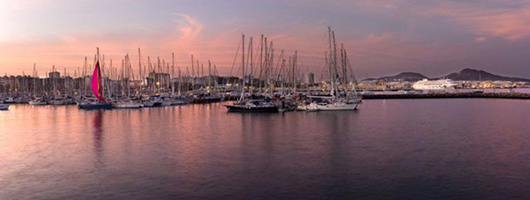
<box><xmin>308</xmin><ymin>72</ymin><xmax>315</xmax><ymax>86</ymax></box>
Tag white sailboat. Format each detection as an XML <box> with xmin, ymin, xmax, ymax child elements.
<box><xmin>114</xmin><ymin>54</ymin><xmax>143</xmax><ymax>109</ymax></box>
<box><xmin>298</xmin><ymin>27</ymin><xmax>360</xmax><ymax>111</ymax></box>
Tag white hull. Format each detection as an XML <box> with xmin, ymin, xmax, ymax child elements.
<box><xmin>298</xmin><ymin>102</ymin><xmax>358</xmax><ymax>111</ymax></box>
<box><xmin>297</xmin><ymin>104</ymin><xmax>319</xmax><ymax>111</ymax></box>
<box><xmin>29</xmin><ymin>101</ymin><xmax>47</xmax><ymax>105</ymax></box>
<box><xmin>316</xmin><ymin>102</ymin><xmax>358</xmax><ymax>111</ymax></box>
<box><xmin>114</xmin><ymin>102</ymin><xmax>143</xmax><ymax>109</ymax></box>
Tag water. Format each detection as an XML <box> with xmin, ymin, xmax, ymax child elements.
<box><xmin>1</xmin><ymin>99</ymin><xmax>529</xmax><ymax>199</ymax></box>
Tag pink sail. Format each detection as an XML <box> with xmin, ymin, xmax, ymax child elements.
<box><xmin>91</xmin><ymin>61</ymin><xmax>106</xmax><ymax>102</ymax></box>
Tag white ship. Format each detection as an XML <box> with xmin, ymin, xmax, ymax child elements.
<box><xmin>412</xmin><ymin>79</ymin><xmax>457</xmax><ymax>90</ymax></box>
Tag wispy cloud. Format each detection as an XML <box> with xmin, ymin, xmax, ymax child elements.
<box><xmin>423</xmin><ymin>1</ymin><xmax>530</xmax><ymax>41</ymax></box>
<box><xmin>174</xmin><ymin>13</ymin><xmax>204</xmax><ymax>41</ymax></box>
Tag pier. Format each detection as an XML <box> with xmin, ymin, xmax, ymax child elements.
<box><xmin>362</xmin><ymin>92</ymin><xmax>530</xmax><ymax>100</ymax></box>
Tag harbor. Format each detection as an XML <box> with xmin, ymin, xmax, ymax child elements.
<box><xmin>3</xmin><ymin>0</ymin><xmax>530</xmax><ymax>199</ymax></box>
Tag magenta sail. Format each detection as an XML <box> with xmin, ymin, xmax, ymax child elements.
<box><xmin>91</xmin><ymin>61</ymin><xmax>106</xmax><ymax>102</ymax></box>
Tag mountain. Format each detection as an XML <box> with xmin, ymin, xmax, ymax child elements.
<box><xmin>442</xmin><ymin>68</ymin><xmax>530</xmax><ymax>81</ymax></box>
<box><xmin>364</xmin><ymin>68</ymin><xmax>530</xmax><ymax>82</ymax></box>
<box><xmin>365</xmin><ymin>72</ymin><xmax>428</xmax><ymax>82</ymax></box>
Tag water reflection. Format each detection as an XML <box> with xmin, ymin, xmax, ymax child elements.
<box><xmin>0</xmin><ymin>100</ymin><xmax>529</xmax><ymax>199</ymax></box>
<box><xmin>92</xmin><ymin>110</ymin><xmax>104</xmax><ymax>169</ymax></box>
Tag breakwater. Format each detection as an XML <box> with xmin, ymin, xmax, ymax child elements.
<box><xmin>362</xmin><ymin>92</ymin><xmax>530</xmax><ymax>100</ymax></box>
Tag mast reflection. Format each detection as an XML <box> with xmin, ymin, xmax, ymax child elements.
<box><xmin>93</xmin><ymin>110</ymin><xmax>104</xmax><ymax>168</ymax></box>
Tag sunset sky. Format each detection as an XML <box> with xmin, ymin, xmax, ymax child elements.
<box><xmin>1</xmin><ymin>0</ymin><xmax>530</xmax><ymax>79</ymax></box>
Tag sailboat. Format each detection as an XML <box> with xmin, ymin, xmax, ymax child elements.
<box><xmin>297</xmin><ymin>27</ymin><xmax>360</xmax><ymax>111</ymax></box>
<box><xmin>78</xmin><ymin>48</ymin><xmax>113</xmax><ymax>110</ymax></box>
<box><xmin>29</xmin><ymin>64</ymin><xmax>48</xmax><ymax>105</ymax></box>
<box><xmin>225</xmin><ymin>34</ymin><xmax>279</xmax><ymax>112</ymax></box>
<box><xmin>114</xmin><ymin>54</ymin><xmax>143</xmax><ymax>109</ymax></box>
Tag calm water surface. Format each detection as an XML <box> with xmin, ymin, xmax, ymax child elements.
<box><xmin>1</xmin><ymin>99</ymin><xmax>529</xmax><ymax>199</ymax></box>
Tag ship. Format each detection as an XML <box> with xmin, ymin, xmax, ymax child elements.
<box><xmin>412</xmin><ymin>79</ymin><xmax>457</xmax><ymax>90</ymax></box>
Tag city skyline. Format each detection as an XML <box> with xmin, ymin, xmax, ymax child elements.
<box><xmin>1</xmin><ymin>0</ymin><xmax>530</xmax><ymax>79</ymax></box>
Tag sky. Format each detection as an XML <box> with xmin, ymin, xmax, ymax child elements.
<box><xmin>1</xmin><ymin>0</ymin><xmax>530</xmax><ymax>79</ymax></box>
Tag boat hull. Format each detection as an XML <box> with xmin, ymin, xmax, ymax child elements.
<box><xmin>316</xmin><ymin>103</ymin><xmax>358</xmax><ymax>111</ymax></box>
<box><xmin>298</xmin><ymin>102</ymin><xmax>359</xmax><ymax>111</ymax></box>
<box><xmin>171</xmin><ymin>100</ymin><xmax>188</xmax><ymax>105</ymax></box>
<box><xmin>113</xmin><ymin>103</ymin><xmax>143</xmax><ymax>109</ymax></box>
<box><xmin>193</xmin><ymin>97</ymin><xmax>223</xmax><ymax>104</ymax></box>
<box><xmin>225</xmin><ymin>105</ymin><xmax>279</xmax><ymax>112</ymax></box>
<box><xmin>142</xmin><ymin>102</ymin><xmax>162</xmax><ymax>107</ymax></box>
<box><xmin>0</xmin><ymin>104</ymin><xmax>9</xmax><ymax>110</ymax></box>
<box><xmin>49</xmin><ymin>100</ymin><xmax>65</xmax><ymax>105</ymax></box>
<box><xmin>78</xmin><ymin>103</ymin><xmax>113</xmax><ymax>110</ymax></box>
<box><xmin>160</xmin><ymin>101</ymin><xmax>172</xmax><ymax>106</ymax></box>
<box><xmin>29</xmin><ymin>101</ymin><xmax>47</xmax><ymax>105</ymax></box>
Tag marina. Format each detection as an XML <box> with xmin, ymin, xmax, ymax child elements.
<box><xmin>2</xmin><ymin>1</ymin><xmax>530</xmax><ymax>199</ymax></box>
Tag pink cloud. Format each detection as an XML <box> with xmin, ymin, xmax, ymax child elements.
<box><xmin>475</xmin><ymin>37</ymin><xmax>487</xmax><ymax>42</ymax></box>
<box><xmin>423</xmin><ymin>1</ymin><xmax>530</xmax><ymax>41</ymax></box>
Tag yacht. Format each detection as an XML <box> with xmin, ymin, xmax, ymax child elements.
<box><xmin>78</xmin><ymin>101</ymin><xmax>113</xmax><ymax>110</ymax></box>
<box><xmin>113</xmin><ymin>100</ymin><xmax>143</xmax><ymax>109</ymax></box>
<box><xmin>297</xmin><ymin>96</ymin><xmax>360</xmax><ymax>111</ymax></box>
<box><xmin>0</xmin><ymin>104</ymin><xmax>9</xmax><ymax>110</ymax></box>
<box><xmin>226</xmin><ymin>99</ymin><xmax>279</xmax><ymax>112</ymax></box>
<box><xmin>297</xmin><ymin>27</ymin><xmax>361</xmax><ymax>112</ymax></box>
<box><xmin>3</xmin><ymin>97</ymin><xmax>14</xmax><ymax>104</ymax></box>
<box><xmin>29</xmin><ymin>97</ymin><xmax>47</xmax><ymax>105</ymax></box>
<box><xmin>224</xmin><ymin>34</ymin><xmax>279</xmax><ymax>113</ymax></box>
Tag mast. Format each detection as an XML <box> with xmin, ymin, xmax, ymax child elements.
<box><xmin>83</xmin><ymin>56</ymin><xmax>87</xmax><ymax>98</ymax></box>
<box><xmin>239</xmin><ymin>34</ymin><xmax>245</xmax><ymax>102</ymax></box>
<box><xmin>138</xmin><ymin>48</ymin><xmax>143</xmax><ymax>97</ymax></box>
<box><xmin>157</xmin><ymin>57</ymin><xmax>161</xmax><ymax>94</ymax></box>
<box><xmin>127</xmin><ymin>54</ymin><xmax>131</xmax><ymax>98</ymax></box>
<box><xmin>172</xmin><ymin>53</ymin><xmax>175</xmax><ymax>96</ymax></box>
<box><xmin>121</xmin><ymin>59</ymin><xmax>124</xmax><ymax>100</ymax></box>
<box><xmin>259</xmin><ymin>34</ymin><xmax>264</xmax><ymax>94</ymax></box>
<box><xmin>327</xmin><ymin>27</ymin><xmax>336</xmax><ymax>98</ymax></box>
<box><xmin>269</xmin><ymin>41</ymin><xmax>274</xmax><ymax>96</ymax></box>
<box><xmin>292</xmin><ymin>51</ymin><xmax>298</xmax><ymax>92</ymax></box>
<box><xmin>264</xmin><ymin>37</ymin><xmax>268</xmax><ymax>95</ymax></box>
<box><xmin>249</xmin><ymin>37</ymin><xmax>253</xmax><ymax>96</ymax></box>
<box><xmin>208</xmin><ymin>60</ymin><xmax>212</xmax><ymax>92</ymax></box>
<box><xmin>178</xmin><ymin>66</ymin><xmax>182</xmax><ymax>96</ymax></box>
<box><xmin>191</xmin><ymin>55</ymin><xmax>195</xmax><ymax>94</ymax></box>
<box><xmin>138</xmin><ymin>48</ymin><xmax>142</xmax><ymax>81</ymax></box>
<box><xmin>147</xmin><ymin>56</ymin><xmax>151</xmax><ymax>92</ymax></box>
